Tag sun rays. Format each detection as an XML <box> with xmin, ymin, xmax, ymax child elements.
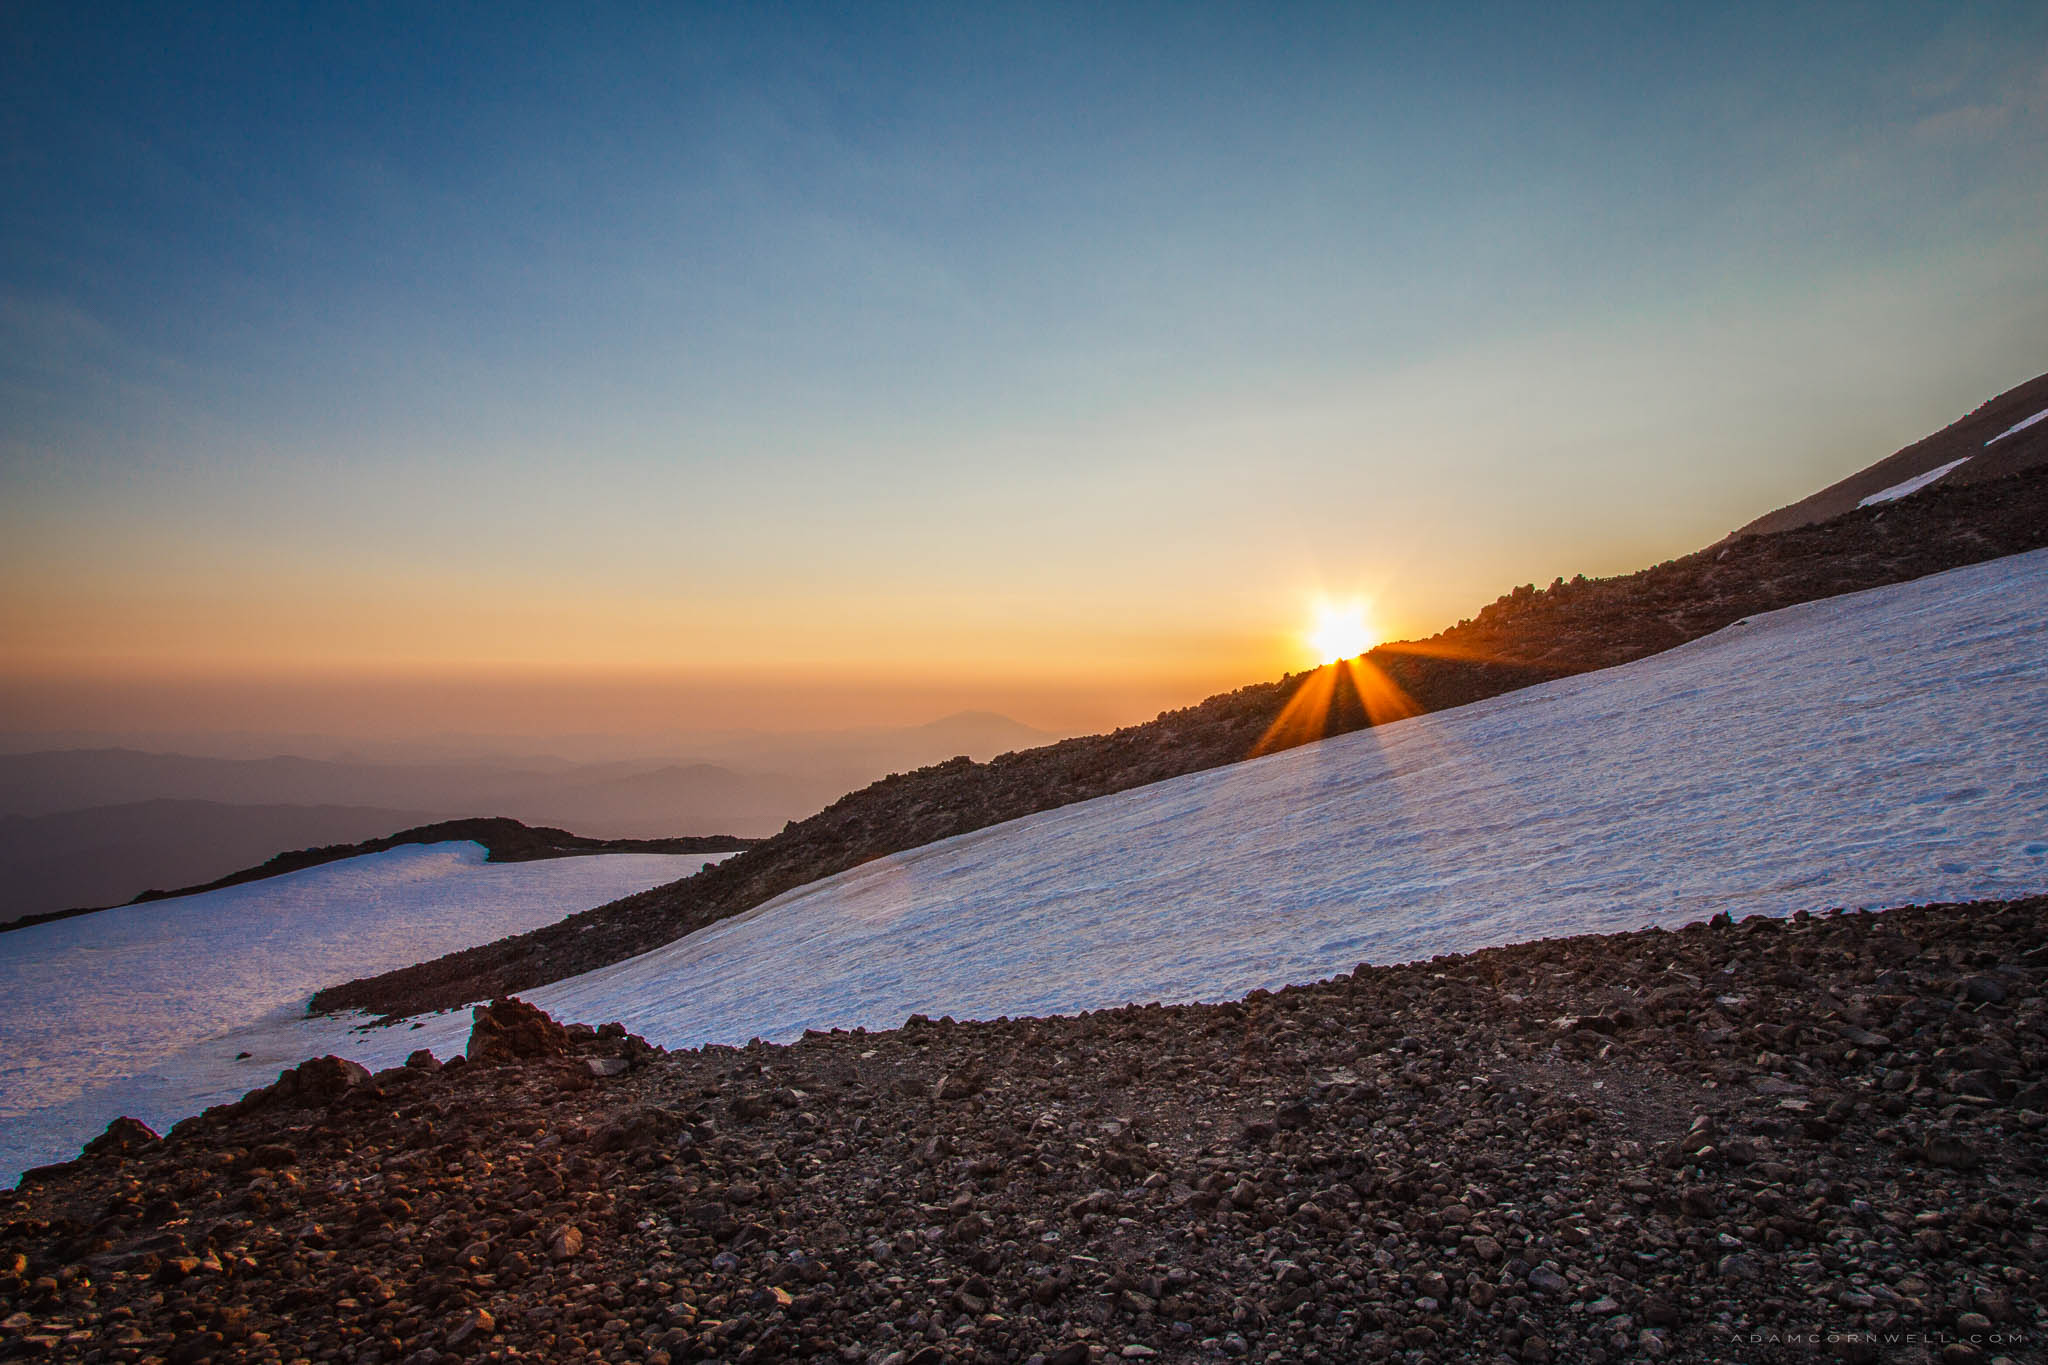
<box><xmin>1250</xmin><ymin>652</ymin><xmax>1424</xmax><ymax>758</ymax></box>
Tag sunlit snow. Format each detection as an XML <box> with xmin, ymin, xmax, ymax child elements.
<box><xmin>1856</xmin><ymin>456</ymin><xmax>1971</xmax><ymax>507</ymax></box>
<box><xmin>8</xmin><ymin>553</ymin><xmax>2048</xmax><ymax>1184</ymax></box>
<box><xmin>0</xmin><ymin>846</ymin><xmax>719</xmax><ymax>1181</ymax></box>
<box><xmin>1985</xmin><ymin>407</ymin><xmax>2048</xmax><ymax>445</ymax></box>
<box><xmin>518</xmin><ymin>552</ymin><xmax>2046</xmax><ymax>1048</ymax></box>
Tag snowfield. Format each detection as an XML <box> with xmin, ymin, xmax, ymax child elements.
<box><xmin>6</xmin><ymin>551</ymin><xmax>2048</xmax><ymax>1184</ymax></box>
<box><xmin>518</xmin><ymin>551</ymin><xmax>2047</xmax><ymax>1046</ymax></box>
<box><xmin>0</xmin><ymin>846</ymin><xmax>719</xmax><ymax>1182</ymax></box>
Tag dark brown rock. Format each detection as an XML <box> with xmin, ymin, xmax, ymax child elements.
<box><xmin>464</xmin><ymin>997</ymin><xmax>570</xmax><ymax>1065</ymax></box>
<box><xmin>81</xmin><ymin>1115</ymin><xmax>159</xmax><ymax>1158</ymax></box>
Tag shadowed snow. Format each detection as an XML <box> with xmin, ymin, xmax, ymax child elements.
<box><xmin>0</xmin><ymin>846</ymin><xmax>719</xmax><ymax>1181</ymax></box>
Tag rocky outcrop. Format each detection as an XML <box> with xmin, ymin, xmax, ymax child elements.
<box><xmin>6</xmin><ymin>893</ymin><xmax>2045</xmax><ymax>1362</ymax></box>
<box><xmin>78</xmin><ymin>1118</ymin><xmax>158</xmax><ymax>1162</ymax></box>
<box><xmin>0</xmin><ymin>819</ymin><xmax>759</xmax><ymax>937</ymax></box>
<box><xmin>122</xmin><ymin>818</ymin><xmax>754</xmax><ymax>910</ymax></box>
<box><xmin>312</xmin><ymin>465</ymin><xmax>2048</xmax><ymax>1021</ymax></box>
<box><xmin>465</xmin><ymin>997</ymin><xmax>572</xmax><ymax>1066</ymax></box>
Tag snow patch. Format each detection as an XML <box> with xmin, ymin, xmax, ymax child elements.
<box><xmin>1985</xmin><ymin>407</ymin><xmax>2048</xmax><ymax>445</ymax></box>
<box><xmin>0</xmin><ymin>845</ymin><xmax>722</xmax><ymax>1180</ymax></box>
<box><xmin>1857</xmin><ymin>456</ymin><xmax>1971</xmax><ymax>507</ymax></box>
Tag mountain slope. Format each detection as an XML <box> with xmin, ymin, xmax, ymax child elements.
<box><xmin>313</xmin><ymin>456</ymin><xmax>2048</xmax><ymax>1020</ymax></box>
<box><xmin>1734</xmin><ymin>368</ymin><xmax>2048</xmax><ymax>537</ymax></box>
<box><xmin>382</xmin><ymin>550</ymin><xmax>2048</xmax><ymax>1049</ymax></box>
<box><xmin>36</xmin><ymin>550</ymin><xmax>2044</xmax><ymax>1181</ymax></box>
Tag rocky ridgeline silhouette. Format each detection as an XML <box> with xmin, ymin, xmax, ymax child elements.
<box><xmin>0</xmin><ymin>818</ymin><xmax>758</xmax><ymax>936</ymax></box>
<box><xmin>312</xmin><ymin>466</ymin><xmax>2048</xmax><ymax>1020</ymax></box>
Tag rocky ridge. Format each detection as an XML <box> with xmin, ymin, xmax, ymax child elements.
<box><xmin>0</xmin><ymin>820</ymin><xmax>757</xmax><ymax>938</ymax></box>
<box><xmin>7</xmin><ymin>894</ymin><xmax>2045</xmax><ymax>1364</ymax></box>
<box><xmin>313</xmin><ymin>466</ymin><xmax>2048</xmax><ymax>1020</ymax></box>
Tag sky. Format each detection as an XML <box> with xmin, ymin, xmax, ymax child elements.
<box><xmin>3</xmin><ymin>2</ymin><xmax>2046</xmax><ymax>744</ymax></box>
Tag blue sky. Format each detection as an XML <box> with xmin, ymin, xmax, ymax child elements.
<box><xmin>3</xmin><ymin>3</ymin><xmax>2045</xmax><ymax>736</ymax></box>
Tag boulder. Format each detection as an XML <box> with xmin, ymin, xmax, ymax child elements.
<box><xmin>83</xmin><ymin>1115</ymin><xmax>160</xmax><ymax>1158</ymax></box>
<box><xmin>466</xmin><ymin>998</ymin><xmax>571</xmax><ymax>1065</ymax></box>
<box><xmin>281</xmin><ymin>1056</ymin><xmax>372</xmax><ymax>1103</ymax></box>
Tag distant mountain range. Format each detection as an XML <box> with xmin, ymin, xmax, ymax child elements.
<box><xmin>0</xmin><ymin>711</ymin><xmax>1054</xmax><ymax>921</ymax></box>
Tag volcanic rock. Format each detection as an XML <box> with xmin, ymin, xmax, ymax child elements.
<box><xmin>464</xmin><ymin>996</ymin><xmax>570</xmax><ymax>1064</ymax></box>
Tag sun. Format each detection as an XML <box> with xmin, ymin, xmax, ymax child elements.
<box><xmin>1308</xmin><ymin>599</ymin><xmax>1378</xmax><ymax>665</ymax></box>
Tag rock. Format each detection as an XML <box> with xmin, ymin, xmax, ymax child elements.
<box><xmin>299</xmin><ymin>1055</ymin><xmax>372</xmax><ymax>1096</ymax></box>
<box><xmin>279</xmin><ymin>1055</ymin><xmax>371</xmax><ymax>1102</ymax></box>
<box><xmin>592</xmin><ymin>1106</ymin><xmax>680</xmax><ymax>1152</ymax></box>
<box><xmin>935</xmin><ymin>1066</ymin><xmax>985</xmax><ymax>1100</ymax></box>
<box><xmin>246</xmin><ymin>1141</ymin><xmax>296</xmax><ymax>1169</ymax></box>
<box><xmin>723</xmin><ymin>1089</ymin><xmax>768</xmax><ymax>1119</ymax></box>
<box><xmin>465</xmin><ymin>997</ymin><xmax>570</xmax><ymax>1065</ymax></box>
<box><xmin>405</xmin><ymin>1049</ymin><xmax>440</xmax><ymax>1070</ymax></box>
<box><xmin>1527</xmin><ymin>1266</ymin><xmax>1568</xmax><ymax>1294</ymax></box>
<box><xmin>1717</xmin><ymin>1252</ymin><xmax>1760</xmax><ymax>1280</ymax></box>
<box><xmin>446</xmin><ymin>1308</ymin><xmax>494</xmax><ymax>1348</ymax></box>
<box><xmin>165</xmin><ymin>1332</ymin><xmax>225</xmax><ymax>1364</ymax></box>
<box><xmin>83</xmin><ymin>1115</ymin><xmax>160</xmax><ymax>1158</ymax></box>
<box><xmin>947</xmin><ymin>1213</ymin><xmax>992</xmax><ymax>1242</ymax></box>
<box><xmin>1960</xmin><ymin>975</ymin><xmax>2007</xmax><ymax>1004</ymax></box>
<box><xmin>1472</xmin><ymin>1235</ymin><xmax>1504</xmax><ymax>1262</ymax></box>
<box><xmin>586</xmin><ymin>1056</ymin><xmax>630</xmax><ymax>1077</ymax></box>
<box><xmin>1922</xmin><ymin>1136</ymin><xmax>1982</xmax><ymax>1170</ymax></box>
<box><xmin>547</xmin><ymin>1225</ymin><xmax>584</xmax><ymax>1262</ymax></box>
<box><xmin>1973</xmin><ymin>1288</ymin><xmax>2019</xmax><ymax>1323</ymax></box>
